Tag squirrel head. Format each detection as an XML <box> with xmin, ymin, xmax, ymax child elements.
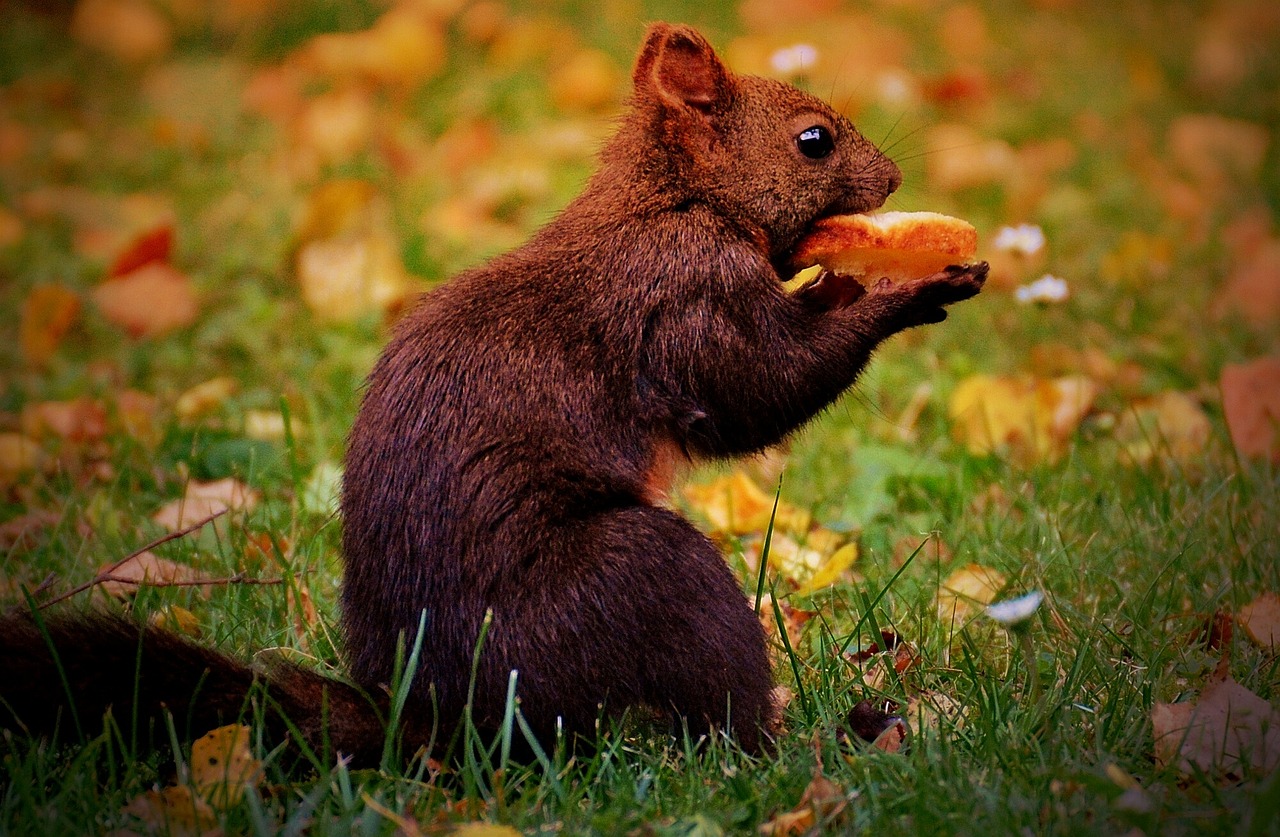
<box><xmin>628</xmin><ymin>23</ymin><xmax>902</xmax><ymax>266</ymax></box>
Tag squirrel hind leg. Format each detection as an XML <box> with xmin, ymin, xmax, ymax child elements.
<box><xmin>489</xmin><ymin>504</ymin><xmax>774</xmax><ymax>755</ymax></box>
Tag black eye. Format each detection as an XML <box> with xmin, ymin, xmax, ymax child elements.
<box><xmin>796</xmin><ymin>125</ymin><xmax>834</xmax><ymax>159</ymax></box>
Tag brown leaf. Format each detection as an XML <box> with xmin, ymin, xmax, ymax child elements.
<box><xmin>21</xmin><ymin>398</ymin><xmax>108</xmax><ymax>444</ymax></box>
<box><xmin>0</xmin><ymin>434</ymin><xmax>47</xmax><ymax>488</ymax></box>
<box><xmin>759</xmin><ymin>771</ymin><xmax>849</xmax><ymax>836</ymax></box>
<box><xmin>71</xmin><ymin>0</ymin><xmax>173</xmax><ymax>64</ymax></box>
<box><xmin>175</xmin><ymin>377</ymin><xmax>238</xmax><ymax>424</ymax></box>
<box><xmin>152</xmin><ymin>478</ymin><xmax>260</xmax><ymax>531</ymax></box>
<box><xmin>120</xmin><ymin>786</ymin><xmax>218</xmax><ymax>837</ymax></box>
<box><xmin>1238</xmin><ymin>592</ymin><xmax>1280</xmax><ymax>650</ymax></box>
<box><xmin>150</xmin><ymin>605</ymin><xmax>202</xmax><ymax>638</ymax></box>
<box><xmin>1220</xmin><ymin>357</ymin><xmax>1280</xmax><ymax>463</ymax></box>
<box><xmin>1152</xmin><ymin>676</ymin><xmax>1280</xmax><ymax>778</ymax></box>
<box><xmin>20</xmin><ymin>283</ymin><xmax>80</xmax><ymax>367</ymax></box>
<box><xmin>98</xmin><ymin>551</ymin><xmax>213</xmax><ymax>599</ymax></box>
<box><xmin>93</xmin><ymin>262</ymin><xmax>199</xmax><ymax>338</ymax></box>
<box><xmin>1114</xmin><ymin>391</ymin><xmax>1213</xmax><ymax>466</ymax></box>
<box><xmin>191</xmin><ymin>724</ymin><xmax>262</xmax><ymax>809</ymax></box>
<box><xmin>1167</xmin><ymin>114</ymin><xmax>1269</xmax><ymax>191</ymax></box>
<box><xmin>1222</xmin><ymin>240</ymin><xmax>1280</xmax><ymax>328</ymax></box>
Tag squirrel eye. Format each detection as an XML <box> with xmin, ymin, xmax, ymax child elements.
<box><xmin>796</xmin><ymin>125</ymin><xmax>835</xmax><ymax>159</ymax></box>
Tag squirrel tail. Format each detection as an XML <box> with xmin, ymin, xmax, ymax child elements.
<box><xmin>0</xmin><ymin>611</ymin><xmax>420</xmax><ymax>768</ymax></box>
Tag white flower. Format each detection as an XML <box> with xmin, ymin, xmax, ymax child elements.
<box><xmin>985</xmin><ymin>590</ymin><xmax>1045</xmax><ymax>626</ymax></box>
<box><xmin>992</xmin><ymin>223</ymin><xmax>1046</xmax><ymax>256</ymax></box>
<box><xmin>1015</xmin><ymin>274</ymin><xmax>1069</xmax><ymax>304</ymax></box>
<box><xmin>770</xmin><ymin>44</ymin><xmax>819</xmax><ymax>77</ymax></box>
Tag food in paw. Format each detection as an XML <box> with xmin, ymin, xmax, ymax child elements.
<box><xmin>789</xmin><ymin>211</ymin><xmax>978</xmax><ymax>284</ymax></box>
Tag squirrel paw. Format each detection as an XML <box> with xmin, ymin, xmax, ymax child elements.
<box><xmin>873</xmin><ymin>261</ymin><xmax>988</xmax><ymax>329</ymax></box>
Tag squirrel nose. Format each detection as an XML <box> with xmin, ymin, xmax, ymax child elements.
<box><xmin>884</xmin><ymin>160</ymin><xmax>903</xmax><ymax>196</ymax></box>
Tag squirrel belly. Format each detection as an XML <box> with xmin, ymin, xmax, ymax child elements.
<box><xmin>0</xmin><ymin>23</ymin><xmax>984</xmax><ymax>763</ymax></box>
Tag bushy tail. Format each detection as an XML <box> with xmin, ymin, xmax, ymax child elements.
<box><xmin>0</xmin><ymin>611</ymin><xmax>422</xmax><ymax>768</ymax></box>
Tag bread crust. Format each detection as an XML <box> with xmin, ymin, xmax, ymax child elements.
<box><xmin>789</xmin><ymin>211</ymin><xmax>978</xmax><ymax>281</ymax></box>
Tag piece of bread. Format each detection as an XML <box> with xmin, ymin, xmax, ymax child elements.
<box><xmin>788</xmin><ymin>211</ymin><xmax>978</xmax><ymax>283</ymax></box>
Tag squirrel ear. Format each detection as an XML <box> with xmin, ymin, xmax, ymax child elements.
<box><xmin>634</xmin><ymin>23</ymin><xmax>730</xmax><ymax>113</ymax></box>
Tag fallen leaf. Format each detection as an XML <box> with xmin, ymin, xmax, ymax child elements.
<box><xmin>296</xmin><ymin>233</ymin><xmax>410</xmax><ymax>321</ymax></box>
<box><xmin>150</xmin><ymin>605</ymin><xmax>202</xmax><ymax>638</ymax></box>
<box><xmin>936</xmin><ymin>563</ymin><xmax>1007</xmax><ymax>623</ymax></box>
<box><xmin>1238</xmin><ymin>592</ymin><xmax>1280</xmax><ymax>650</ymax></box>
<box><xmin>1220</xmin><ymin>357</ymin><xmax>1280</xmax><ymax>463</ymax></box>
<box><xmin>21</xmin><ymin>398</ymin><xmax>108</xmax><ymax>444</ymax></box>
<box><xmin>759</xmin><ymin>594</ymin><xmax>815</xmax><ymax>650</ymax></box>
<box><xmin>927</xmin><ymin>123</ymin><xmax>1017</xmax><ymax>192</ymax></box>
<box><xmin>175</xmin><ymin>377</ymin><xmax>238</xmax><ymax>423</ymax></box>
<box><xmin>451</xmin><ymin>825</ymin><xmax>523</xmax><ymax>837</ymax></box>
<box><xmin>92</xmin><ymin>262</ymin><xmax>199</xmax><ymax>338</ymax></box>
<box><xmin>99</xmin><ymin>551</ymin><xmax>213</xmax><ymax>599</ymax></box>
<box><xmin>1152</xmin><ymin>675</ymin><xmax>1280</xmax><ymax>778</ymax></box>
<box><xmin>294</xmin><ymin>87</ymin><xmax>375</xmax><ymax>166</ymax></box>
<box><xmin>191</xmin><ymin>724</ymin><xmax>261</xmax><ymax>809</ymax></box>
<box><xmin>71</xmin><ymin>0</ymin><xmax>173</xmax><ymax>64</ymax></box>
<box><xmin>108</xmin><ymin>223</ymin><xmax>174</xmax><ymax>278</ymax></box>
<box><xmin>20</xmin><ymin>283</ymin><xmax>80</xmax><ymax>367</ymax></box>
<box><xmin>152</xmin><ymin>478</ymin><xmax>260</xmax><ymax>531</ymax></box>
<box><xmin>114</xmin><ymin>389</ymin><xmax>160</xmax><ymax>445</ymax></box>
<box><xmin>0</xmin><ymin>205</ymin><xmax>24</xmax><ymax>247</ymax></box>
<box><xmin>0</xmin><ymin>434</ymin><xmax>47</xmax><ymax>487</ymax></box>
<box><xmin>548</xmin><ymin>49</ymin><xmax>621</xmax><ymax>112</ymax></box>
<box><xmin>793</xmin><ymin>542</ymin><xmax>859</xmax><ymax>596</ymax></box>
<box><xmin>906</xmin><ymin>690</ymin><xmax>969</xmax><ymax>732</ymax></box>
<box><xmin>1221</xmin><ymin>240</ymin><xmax>1280</xmax><ymax>328</ymax></box>
<box><xmin>1167</xmin><ymin>113</ymin><xmax>1269</xmax><ymax>191</ymax></box>
<box><xmin>948</xmin><ymin>374</ymin><xmax>1097</xmax><ymax>465</ymax></box>
<box><xmin>758</xmin><ymin>771</ymin><xmax>849</xmax><ymax>836</ymax></box>
<box><xmin>120</xmin><ymin>786</ymin><xmax>218</xmax><ymax>837</ymax></box>
<box><xmin>1114</xmin><ymin>390</ymin><xmax>1213</xmax><ymax>466</ymax></box>
<box><xmin>683</xmin><ymin>470</ymin><xmax>811</xmax><ymax>536</ymax></box>
<box><xmin>298</xmin><ymin>5</ymin><xmax>446</xmax><ymax>88</ymax></box>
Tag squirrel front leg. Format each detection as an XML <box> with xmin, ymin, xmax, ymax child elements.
<box><xmin>643</xmin><ymin>262</ymin><xmax>987</xmax><ymax>457</ymax></box>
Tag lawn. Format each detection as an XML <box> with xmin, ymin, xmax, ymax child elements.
<box><xmin>1</xmin><ymin>0</ymin><xmax>1278</xmax><ymax>834</ymax></box>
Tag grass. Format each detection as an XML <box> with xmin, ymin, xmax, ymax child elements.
<box><xmin>2</xmin><ymin>0</ymin><xmax>1278</xmax><ymax>833</ymax></box>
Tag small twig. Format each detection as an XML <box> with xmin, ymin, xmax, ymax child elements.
<box><xmin>96</xmin><ymin>573</ymin><xmax>286</xmax><ymax>589</ymax></box>
<box><xmin>36</xmin><ymin>509</ymin><xmax>229</xmax><ymax>610</ymax></box>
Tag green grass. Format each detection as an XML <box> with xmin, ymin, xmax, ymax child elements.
<box><xmin>2</xmin><ymin>0</ymin><xmax>1278</xmax><ymax>833</ymax></box>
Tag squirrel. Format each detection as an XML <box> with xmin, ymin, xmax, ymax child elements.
<box><xmin>0</xmin><ymin>23</ymin><xmax>985</xmax><ymax>764</ymax></box>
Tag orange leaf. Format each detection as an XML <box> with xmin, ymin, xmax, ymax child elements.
<box><xmin>191</xmin><ymin>724</ymin><xmax>262</xmax><ymax>809</ymax></box>
<box><xmin>759</xmin><ymin>772</ymin><xmax>849</xmax><ymax>836</ymax></box>
<box><xmin>1221</xmin><ymin>357</ymin><xmax>1280</xmax><ymax>463</ymax></box>
<box><xmin>21</xmin><ymin>398</ymin><xmax>108</xmax><ymax>443</ymax></box>
<box><xmin>98</xmin><ymin>551</ymin><xmax>213</xmax><ymax>599</ymax></box>
<box><xmin>936</xmin><ymin>563</ymin><xmax>1007</xmax><ymax>623</ymax></box>
<box><xmin>121</xmin><ymin>786</ymin><xmax>217</xmax><ymax>837</ymax></box>
<box><xmin>107</xmin><ymin>223</ymin><xmax>173</xmax><ymax>278</ymax></box>
<box><xmin>1152</xmin><ymin>675</ymin><xmax>1280</xmax><ymax>777</ymax></box>
<box><xmin>19</xmin><ymin>283</ymin><xmax>80</xmax><ymax>366</ymax></box>
<box><xmin>948</xmin><ymin>374</ymin><xmax>1097</xmax><ymax>465</ymax></box>
<box><xmin>152</xmin><ymin>477</ymin><xmax>260</xmax><ymax>531</ymax></box>
<box><xmin>71</xmin><ymin>0</ymin><xmax>173</xmax><ymax>64</ymax></box>
<box><xmin>92</xmin><ymin>262</ymin><xmax>198</xmax><ymax>338</ymax></box>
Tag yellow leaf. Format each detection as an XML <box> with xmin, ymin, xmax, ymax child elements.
<box><xmin>176</xmin><ymin>377</ymin><xmax>238</xmax><ymax>423</ymax></box>
<box><xmin>936</xmin><ymin>563</ymin><xmax>1007</xmax><ymax>623</ymax></box>
<box><xmin>296</xmin><ymin>232</ymin><xmax>410</xmax><ymax>321</ymax></box>
<box><xmin>548</xmin><ymin>49</ymin><xmax>621</xmax><ymax>112</ymax></box>
<box><xmin>1238</xmin><ymin>592</ymin><xmax>1280</xmax><ymax>650</ymax></box>
<box><xmin>121</xmin><ymin>786</ymin><xmax>217</xmax><ymax>837</ymax></box>
<box><xmin>1114</xmin><ymin>390</ymin><xmax>1212</xmax><ymax>465</ymax></box>
<box><xmin>191</xmin><ymin>724</ymin><xmax>261</xmax><ymax>809</ymax></box>
<box><xmin>150</xmin><ymin>605</ymin><xmax>202</xmax><ymax>638</ymax></box>
<box><xmin>949</xmin><ymin>374</ymin><xmax>1096</xmax><ymax>465</ymax></box>
<box><xmin>0</xmin><ymin>433</ymin><xmax>47</xmax><ymax>488</ymax></box>
<box><xmin>20</xmin><ymin>283</ymin><xmax>79</xmax><ymax>367</ymax></box>
<box><xmin>793</xmin><ymin>542</ymin><xmax>859</xmax><ymax>596</ymax></box>
<box><xmin>683</xmin><ymin>470</ymin><xmax>811</xmax><ymax>536</ymax></box>
<box><xmin>451</xmin><ymin>825</ymin><xmax>523</xmax><ymax>837</ymax></box>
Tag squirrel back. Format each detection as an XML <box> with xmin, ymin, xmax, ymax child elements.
<box><xmin>1</xmin><ymin>23</ymin><xmax>984</xmax><ymax>762</ymax></box>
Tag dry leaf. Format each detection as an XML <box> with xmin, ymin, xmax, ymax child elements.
<box><xmin>120</xmin><ymin>786</ymin><xmax>218</xmax><ymax>837</ymax></box>
<box><xmin>20</xmin><ymin>283</ymin><xmax>80</xmax><ymax>367</ymax></box>
<box><xmin>759</xmin><ymin>772</ymin><xmax>849</xmax><ymax>836</ymax></box>
<box><xmin>0</xmin><ymin>434</ymin><xmax>48</xmax><ymax>487</ymax></box>
<box><xmin>1220</xmin><ymin>357</ymin><xmax>1280</xmax><ymax>464</ymax></box>
<box><xmin>1114</xmin><ymin>391</ymin><xmax>1212</xmax><ymax>466</ymax></box>
<box><xmin>792</xmin><ymin>542</ymin><xmax>859</xmax><ymax>596</ymax></box>
<box><xmin>1152</xmin><ymin>676</ymin><xmax>1280</xmax><ymax>778</ymax></box>
<box><xmin>948</xmin><ymin>374</ymin><xmax>1097</xmax><ymax>465</ymax></box>
<box><xmin>93</xmin><ymin>262</ymin><xmax>199</xmax><ymax>338</ymax></box>
<box><xmin>152</xmin><ymin>478</ymin><xmax>259</xmax><ymax>531</ymax></box>
<box><xmin>295</xmin><ymin>87</ymin><xmax>375</xmax><ymax>166</ymax></box>
<box><xmin>150</xmin><ymin>605</ymin><xmax>202</xmax><ymax>638</ymax></box>
<box><xmin>99</xmin><ymin>551</ymin><xmax>213</xmax><ymax>599</ymax></box>
<box><xmin>927</xmin><ymin>123</ymin><xmax>1017</xmax><ymax>192</ymax></box>
<box><xmin>191</xmin><ymin>724</ymin><xmax>262</xmax><ymax>809</ymax></box>
<box><xmin>21</xmin><ymin>398</ymin><xmax>108</xmax><ymax>444</ymax></box>
<box><xmin>1238</xmin><ymin>592</ymin><xmax>1280</xmax><ymax>650</ymax></box>
<box><xmin>451</xmin><ymin>825</ymin><xmax>523</xmax><ymax>837</ymax></box>
<box><xmin>296</xmin><ymin>233</ymin><xmax>410</xmax><ymax>321</ymax></box>
<box><xmin>115</xmin><ymin>389</ymin><xmax>160</xmax><ymax>445</ymax></box>
<box><xmin>298</xmin><ymin>6</ymin><xmax>446</xmax><ymax>88</ymax></box>
<box><xmin>758</xmin><ymin>594</ymin><xmax>815</xmax><ymax>649</ymax></box>
<box><xmin>1167</xmin><ymin>113</ymin><xmax>1269</xmax><ymax>190</ymax></box>
<box><xmin>936</xmin><ymin>563</ymin><xmax>1007</xmax><ymax>623</ymax></box>
<box><xmin>71</xmin><ymin>0</ymin><xmax>173</xmax><ymax>64</ymax></box>
<box><xmin>108</xmin><ymin>223</ymin><xmax>173</xmax><ymax>278</ymax></box>
<box><xmin>175</xmin><ymin>377</ymin><xmax>238</xmax><ymax>423</ymax></box>
<box><xmin>1221</xmin><ymin>240</ymin><xmax>1280</xmax><ymax>328</ymax></box>
<box><xmin>683</xmin><ymin>470</ymin><xmax>811</xmax><ymax>536</ymax></box>
<box><xmin>0</xmin><ymin>205</ymin><xmax>24</xmax><ymax>247</ymax></box>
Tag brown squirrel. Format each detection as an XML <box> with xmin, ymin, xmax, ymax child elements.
<box><xmin>0</xmin><ymin>23</ymin><xmax>985</xmax><ymax>763</ymax></box>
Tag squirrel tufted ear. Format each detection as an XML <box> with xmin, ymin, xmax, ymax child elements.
<box><xmin>633</xmin><ymin>23</ymin><xmax>730</xmax><ymax>113</ymax></box>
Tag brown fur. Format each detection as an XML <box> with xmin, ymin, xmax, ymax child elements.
<box><xmin>0</xmin><ymin>23</ymin><xmax>985</xmax><ymax>763</ymax></box>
